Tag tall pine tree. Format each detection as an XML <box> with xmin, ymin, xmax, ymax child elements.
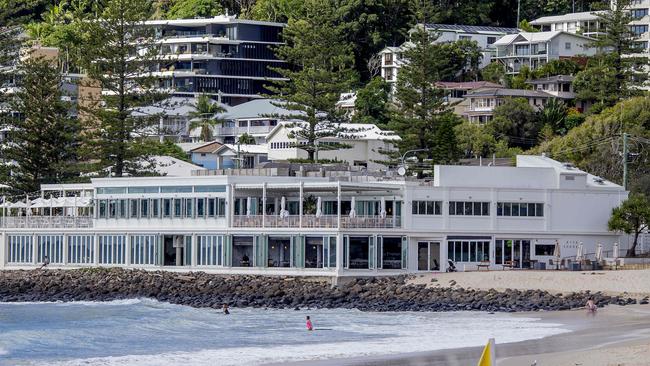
<box><xmin>6</xmin><ymin>55</ymin><xmax>80</xmax><ymax>193</ymax></box>
<box><xmin>267</xmin><ymin>0</ymin><xmax>357</xmax><ymax>162</ymax></box>
<box><xmin>80</xmin><ymin>0</ymin><xmax>165</xmax><ymax>177</ymax></box>
<box><xmin>389</xmin><ymin>26</ymin><xmax>465</xmax><ymax>171</ymax></box>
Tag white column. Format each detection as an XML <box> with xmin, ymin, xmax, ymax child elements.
<box><xmin>32</xmin><ymin>233</ymin><xmax>38</xmax><ymax>265</ymax></box>
<box><xmin>63</xmin><ymin>233</ymin><xmax>68</xmax><ymax>265</ymax></box>
<box><xmin>262</xmin><ymin>183</ymin><xmax>267</xmax><ymax>228</ymax></box>
<box><xmin>227</xmin><ymin>184</ymin><xmax>234</xmax><ymax>228</ymax></box>
<box><xmin>337</xmin><ymin>182</ymin><xmax>341</xmax><ymax>229</ymax></box>
<box><xmin>490</xmin><ymin>188</ymin><xmax>497</xmax><ymax>231</ymax></box>
<box><xmin>125</xmin><ymin>233</ymin><xmax>131</xmax><ymax>266</ymax></box>
<box><xmin>94</xmin><ymin>233</ymin><xmax>100</xmax><ymax>265</ymax></box>
<box><xmin>299</xmin><ymin>182</ymin><xmax>304</xmax><ymax>228</ymax></box>
<box><xmin>191</xmin><ymin>234</ymin><xmax>198</xmax><ymax>267</ymax></box>
<box><xmin>0</xmin><ymin>232</ymin><xmax>5</xmax><ymax>268</ymax></box>
<box><xmin>336</xmin><ymin>233</ymin><xmax>344</xmax><ymax>275</ymax></box>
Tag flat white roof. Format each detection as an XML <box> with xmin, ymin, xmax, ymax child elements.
<box><xmin>530</xmin><ymin>11</ymin><xmax>604</xmax><ymax>25</ymax></box>
<box><xmin>145</xmin><ymin>15</ymin><xmax>285</xmax><ymax>28</ymax></box>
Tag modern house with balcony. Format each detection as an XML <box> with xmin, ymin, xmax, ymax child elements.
<box><xmin>266</xmin><ymin>122</ymin><xmax>400</xmax><ymax>170</ymax></box>
<box><xmin>379</xmin><ymin>24</ymin><xmax>518</xmax><ymax>87</ymax></box>
<box><xmin>0</xmin><ymin>155</ymin><xmax>627</xmax><ymax>275</ymax></box>
<box><xmin>525</xmin><ymin>75</ymin><xmax>592</xmax><ymax>112</ymax></box>
<box><xmin>207</xmin><ymin>98</ymin><xmax>289</xmax><ymax>144</ymax></box>
<box><xmin>492</xmin><ymin>31</ymin><xmax>598</xmax><ymax>74</ymax></box>
<box><xmin>462</xmin><ymin>88</ymin><xmax>554</xmax><ymax>124</ymax></box>
<box><xmin>147</xmin><ymin>15</ymin><xmax>287</xmax><ymax>106</ymax></box>
<box><xmin>529</xmin><ymin>11</ymin><xmax>607</xmax><ymax>38</ymax></box>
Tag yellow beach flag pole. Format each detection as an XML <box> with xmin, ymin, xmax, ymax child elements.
<box><xmin>477</xmin><ymin>338</ymin><xmax>496</xmax><ymax>366</ymax></box>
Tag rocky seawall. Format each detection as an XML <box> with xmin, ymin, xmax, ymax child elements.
<box><xmin>0</xmin><ymin>268</ymin><xmax>643</xmax><ymax>312</ymax></box>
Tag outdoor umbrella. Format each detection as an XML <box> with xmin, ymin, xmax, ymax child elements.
<box><xmin>613</xmin><ymin>242</ymin><xmax>619</xmax><ymax>259</ymax></box>
<box><xmin>279</xmin><ymin>196</ymin><xmax>289</xmax><ymax>219</ymax></box>
<box><xmin>595</xmin><ymin>243</ymin><xmax>603</xmax><ymax>262</ymax></box>
<box><xmin>575</xmin><ymin>242</ymin><xmax>584</xmax><ymax>262</ymax></box>
<box><xmin>349</xmin><ymin>197</ymin><xmax>356</xmax><ymax>218</ymax></box>
<box><xmin>246</xmin><ymin>197</ymin><xmax>252</xmax><ymax>217</ymax></box>
<box><xmin>315</xmin><ymin>197</ymin><xmax>322</xmax><ymax>218</ymax></box>
<box><xmin>553</xmin><ymin>240</ymin><xmax>561</xmax><ymax>270</ymax></box>
<box><xmin>380</xmin><ymin>197</ymin><xmax>387</xmax><ymax>218</ymax></box>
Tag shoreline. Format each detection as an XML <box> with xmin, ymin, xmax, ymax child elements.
<box><xmin>274</xmin><ymin>305</ymin><xmax>650</xmax><ymax>366</ymax></box>
<box><xmin>0</xmin><ymin>268</ymin><xmax>640</xmax><ymax>313</ymax></box>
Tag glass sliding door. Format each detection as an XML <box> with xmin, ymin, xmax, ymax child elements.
<box><xmin>495</xmin><ymin>239</ymin><xmax>532</xmax><ymax>268</ymax></box>
<box><xmin>418</xmin><ymin>241</ymin><xmax>441</xmax><ymax>271</ymax></box>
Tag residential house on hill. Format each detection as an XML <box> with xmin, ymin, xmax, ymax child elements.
<box><xmin>379</xmin><ymin>24</ymin><xmax>518</xmax><ymax>87</ymax></box>
<box><xmin>525</xmin><ymin>75</ymin><xmax>591</xmax><ymax>112</ymax></box>
<box><xmin>462</xmin><ymin>88</ymin><xmax>554</xmax><ymax>124</ymax></box>
<box><xmin>492</xmin><ymin>31</ymin><xmax>598</xmax><ymax>74</ymax></box>
<box><xmin>529</xmin><ymin>11</ymin><xmax>607</xmax><ymax>38</ymax></box>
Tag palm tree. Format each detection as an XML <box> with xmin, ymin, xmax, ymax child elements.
<box><xmin>237</xmin><ymin>133</ymin><xmax>256</xmax><ymax>145</ymax></box>
<box><xmin>189</xmin><ymin>94</ymin><xmax>226</xmax><ymax>142</ymax></box>
<box><xmin>537</xmin><ymin>98</ymin><xmax>568</xmax><ymax>134</ymax></box>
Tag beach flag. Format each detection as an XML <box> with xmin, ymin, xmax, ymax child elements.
<box><xmin>477</xmin><ymin>338</ymin><xmax>496</xmax><ymax>366</ymax></box>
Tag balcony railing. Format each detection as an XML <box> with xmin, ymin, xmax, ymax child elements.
<box><xmin>1</xmin><ymin>216</ymin><xmax>94</xmax><ymax>228</ymax></box>
<box><xmin>215</xmin><ymin>125</ymin><xmax>273</xmax><ymax>136</ymax></box>
<box><xmin>232</xmin><ymin>215</ymin><xmax>401</xmax><ymax>229</ymax></box>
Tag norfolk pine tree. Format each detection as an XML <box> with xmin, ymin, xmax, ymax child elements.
<box><xmin>6</xmin><ymin>56</ymin><xmax>81</xmax><ymax>193</ymax></box>
<box><xmin>267</xmin><ymin>0</ymin><xmax>357</xmax><ymax>162</ymax></box>
<box><xmin>80</xmin><ymin>0</ymin><xmax>165</xmax><ymax>177</ymax></box>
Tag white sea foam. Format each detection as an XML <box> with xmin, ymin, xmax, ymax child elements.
<box><xmin>0</xmin><ymin>298</ymin><xmax>143</xmax><ymax>307</ymax></box>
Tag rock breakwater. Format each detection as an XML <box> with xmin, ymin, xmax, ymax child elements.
<box><xmin>0</xmin><ymin>268</ymin><xmax>640</xmax><ymax>312</ymax></box>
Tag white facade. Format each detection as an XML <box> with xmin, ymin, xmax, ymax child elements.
<box><xmin>530</xmin><ymin>11</ymin><xmax>607</xmax><ymax>38</ymax></box>
<box><xmin>0</xmin><ymin>155</ymin><xmax>628</xmax><ymax>276</ymax></box>
<box><xmin>379</xmin><ymin>24</ymin><xmax>518</xmax><ymax>86</ymax></box>
<box><xmin>626</xmin><ymin>0</ymin><xmax>650</xmax><ymax>61</ymax></box>
<box><xmin>266</xmin><ymin>122</ymin><xmax>400</xmax><ymax>170</ymax></box>
<box><xmin>493</xmin><ymin>31</ymin><xmax>598</xmax><ymax>74</ymax></box>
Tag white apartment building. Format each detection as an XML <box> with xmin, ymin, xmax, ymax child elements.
<box><xmin>0</xmin><ymin>155</ymin><xmax>627</xmax><ymax>275</ymax></box>
<box><xmin>627</xmin><ymin>0</ymin><xmax>650</xmax><ymax>57</ymax></box>
<box><xmin>266</xmin><ymin>122</ymin><xmax>400</xmax><ymax>171</ymax></box>
<box><xmin>379</xmin><ymin>24</ymin><xmax>518</xmax><ymax>86</ymax></box>
<box><xmin>530</xmin><ymin>11</ymin><xmax>607</xmax><ymax>38</ymax></box>
<box><xmin>462</xmin><ymin>88</ymin><xmax>554</xmax><ymax>123</ymax></box>
<box><xmin>492</xmin><ymin>31</ymin><xmax>598</xmax><ymax>74</ymax></box>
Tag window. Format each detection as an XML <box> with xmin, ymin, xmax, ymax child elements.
<box><xmin>412</xmin><ymin>200</ymin><xmax>441</xmax><ymax>215</ymax></box>
<box><xmin>487</xmin><ymin>36</ymin><xmax>497</xmax><ymax>44</ymax></box>
<box><xmin>565</xmin><ymin>42</ymin><xmax>572</xmax><ymax>50</ymax></box>
<box><xmin>497</xmin><ymin>202</ymin><xmax>544</xmax><ymax>217</ymax></box>
<box><xmin>630</xmin><ymin>25</ymin><xmax>649</xmax><ymax>36</ymax></box>
<box><xmin>97</xmin><ymin>187</ymin><xmax>127</xmax><ymax>195</ymax></box>
<box><xmin>535</xmin><ymin>244</ymin><xmax>556</xmax><ymax>256</ymax></box>
<box><xmin>127</xmin><ymin>186</ymin><xmax>159</xmax><ymax>194</ymax></box>
<box><xmin>630</xmin><ymin>8</ymin><xmax>648</xmax><ymax>20</ymax></box>
<box><xmin>194</xmin><ymin>185</ymin><xmax>226</xmax><ymax>192</ymax></box>
<box><xmin>448</xmin><ymin>201</ymin><xmax>490</xmax><ymax>216</ymax></box>
<box><xmin>160</xmin><ymin>186</ymin><xmax>193</xmax><ymax>193</ymax></box>
<box><xmin>447</xmin><ymin>240</ymin><xmax>490</xmax><ymax>262</ymax></box>
<box><xmin>459</xmin><ymin>35</ymin><xmax>471</xmax><ymax>41</ymax></box>
<box><xmin>384</xmin><ymin>53</ymin><xmax>393</xmax><ymax>65</ymax></box>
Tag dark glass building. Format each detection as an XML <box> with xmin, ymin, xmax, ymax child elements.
<box><xmin>147</xmin><ymin>16</ymin><xmax>287</xmax><ymax>106</ymax></box>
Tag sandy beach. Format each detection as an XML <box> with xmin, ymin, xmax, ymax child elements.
<box><xmin>409</xmin><ymin>269</ymin><xmax>650</xmax><ymax>297</ymax></box>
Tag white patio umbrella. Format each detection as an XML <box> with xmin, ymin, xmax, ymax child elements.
<box><xmin>595</xmin><ymin>243</ymin><xmax>603</xmax><ymax>262</ymax></box>
<box><xmin>380</xmin><ymin>197</ymin><xmax>387</xmax><ymax>218</ymax></box>
<box><xmin>349</xmin><ymin>197</ymin><xmax>356</xmax><ymax>218</ymax></box>
<box><xmin>315</xmin><ymin>197</ymin><xmax>322</xmax><ymax>218</ymax></box>
<box><xmin>279</xmin><ymin>196</ymin><xmax>289</xmax><ymax>219</ymax></box>
<box><xmin>613</xmin><ymin>242</ymin><xmax>619</xmax><ymax>259</ymax></box>
<box><xmin>246</xmin><ymin>197</ymin><xmax>252</xmax><ymax>217</ymax></box>
<box><xmin>575</xmin><ymin>242</ymin><xmax>584</xmax><ymax>262</ymax></box>
<box><xmin>25</xmin><ymin>195</ymin><xmax>32</xmax><ymax>216</ymax></box>
<box><xmin>553</xmin><ymin>240</ymin><xmax>561</xmax><ymax>269</ymax></box>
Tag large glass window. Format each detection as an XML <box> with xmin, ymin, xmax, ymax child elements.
<box><xmin>141</xmin><ymin>199</ymin><xmax>149</xmax><ymax>217</ymax></box>
<box><xmin>174</xmin><ymin>199</ymin><xmax>182</xmax><ymax>217</ymax></box>
<box><xmin>348</xmin><ymin>236</ymin><xmax>370</xmax><ymax>269</ymax></box>
<box><xmin>130</xmin><ymin>200</ymin><xmax>138</xmax><ymax>218</ymax></box>
<box><xmin>160</xmin><ymin>186</ymin><xmax>193</xmax><ymax>193</ymax></box>
<box><xmin>131</xmin><ymin>235</ymin><xmax>158</xmax><ymax>265</ymax></box>
<box><xmin>127</xmin><ymin>186</ymin><xmax>159</xmax><ymax>194</ymax></box>
<box><xmin>232</xmin><ymin>236</ymin><xmax>254</xmax><ymax>267</ymax></box>
<box><xmin>7</xmin><ymin>235</ymin><xmax>33</xmax><ymax>264</ymax></box>
<box><xmin>448</xmin><ymin>201</ymin><xmax>490</xmax><ymax>216</ymax></box>
<box><xmin>185</xmin><ymin>198</ymin><xmax>194</xmax><ymax>218</ymax></box>
<box><xmin>99</xmin><ymin>235</ymin><xmax>126</xmax><ymax>264</ymax></box>
<box><xmin>197</xmin><ymin>235</ymin><xmax>224</xmax><ymax>266</ymax></box>
<box><xmin>194</xmin><ymin>185</ymin><xmax>226</xmax><ymax>192</ymax></box>
<box><xmin>68</xmin><ymin>235</ymin><xmax>94</xmax><ymax>264</ymax></box>
<box><xmin>497</xmin><ymin>202</ymin><xmax>544</xmax><ymax>217</ymax></box>
<box><xmin>412</xmin><ymin>200</ymin><xmax>442</xmax><ymax>215</ymax></box>
<box><xmin>268</xmin><ymin>236</ymin><xmax>291</xmax><ymax>267</ymax></box>
<box><xmin>380</xmin><ymin>237</ymin><xmax>402</xmax><ymax>269</ymax></box>
<box><xmin>163</xmin><ymin>199</ymin><xmax>172</xmax><ymax>217</ymax></box>
<box><xmin>37</xmin><ymin>235</ymin><xmax>64</xmax><ymax>264</ymax></box>
<box><xmin>447</xmin><ymin>240</ymin><xmax>490</xmax><ymax>263</ymax></box>
<box><xmin>208</xmin><ymin>198</ymin><xmax>216</xmax><ymax>217</ymax></box>
<box><xmin>305</xmin><ymin>237</ymin><xmax>324</xmax><ymax>268</ymax></box>
<box><xmin>197</xmin><ymin>198</ymin><xmax>205</xmax><ymax>217</ymax></box>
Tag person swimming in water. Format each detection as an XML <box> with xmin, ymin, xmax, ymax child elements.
<box><xmin>223</xmin><ymin>303</ymin><xmax>230</xmax><ymax>315</ymax></box>
<box><xmin>306</xmin><ymin>316</ymin><xmax>313</xmax><ymax>331</ymax></box>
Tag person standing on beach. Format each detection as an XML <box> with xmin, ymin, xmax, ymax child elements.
<box><xmin>306</xmin><ymin>316</ymin><xmax>313</xmax><ymax>331</ymax></box>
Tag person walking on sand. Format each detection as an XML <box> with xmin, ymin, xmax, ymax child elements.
<box><xmin>222</xmin><ymin>303</ymin><xmax>230</xmax><ymax>315</ymax></box>
<box><xmin>586</xmin><ymin>297</ymin><xmax>597</xmax><ymax>313</ymax></box>
<box><xmin>306</xmin><ymin>316</ymin><xmax>313</xmax><ymax>331</ymax></box>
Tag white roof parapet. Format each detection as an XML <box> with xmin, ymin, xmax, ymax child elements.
<box><xmin>530</xmin><ymin>11</ymin><xmax>605</xmax><ymax>25</ymax></box>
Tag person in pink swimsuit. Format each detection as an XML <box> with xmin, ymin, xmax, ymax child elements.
<box><xmin>306</xmin><ymin>316</ymin><xmax>313</xmax><ymax>331</ymax></box>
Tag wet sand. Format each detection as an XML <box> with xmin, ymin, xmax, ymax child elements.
<box><xmin>273</xmin><ymin>305</ymin><xmax>650</xmax><ymax>366</ymax></box>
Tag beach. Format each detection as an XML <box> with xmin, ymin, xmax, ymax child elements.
<box><xmin>278</xmin><ymin>305</ymin><xmax>650</xmax><ymax>366</ymax></box>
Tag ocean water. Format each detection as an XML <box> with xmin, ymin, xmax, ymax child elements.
<box><xmin>0</xmin><ymin>299</ymin><xmax>569</xmax><ymax>366</ymax></box>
